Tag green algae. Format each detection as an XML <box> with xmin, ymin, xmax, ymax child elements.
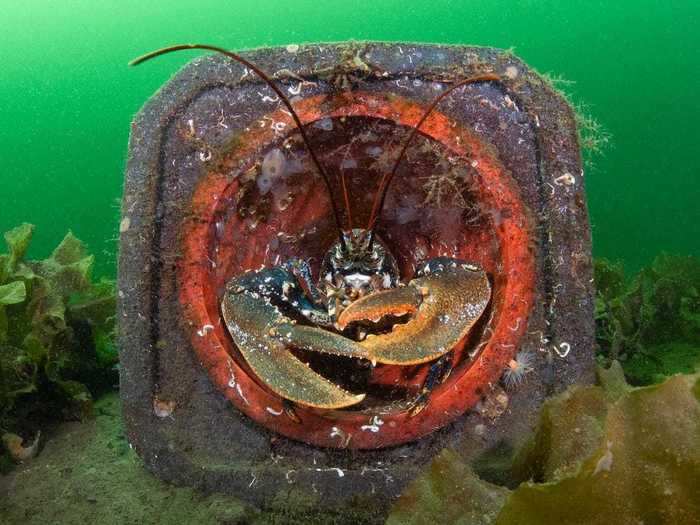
<box><xmin>250</xmin><ymin>489</ymin><xmax>381</xmax><ymax>525</ymax></box>
<box><xmin>534</xmin><ymin>70</ymin><xmax>610</xmax><ymax>167</ymax></box>
<box><xmin>623</xmin><ymin>342</ymin><xmax>700</xmax><ymax>385</ymax></box>
<box><xmin>388</xmin><ymin>448</ymin><xmax>509</xmax><ymax>525</ymax></box>
<box><xmin>595</xmin><ymin>254</ymin><xmax>700</xmax><ymax>384</ymax></box>
<box><xmin>496</xmin><ymin>371</ymin><xmax>700</xmax><ymax>525</ymax></box>
<box><xmin>388</xmin><ymin>365</ymin><xmax>700</xmax><ymax>525</ymax></box>
<box><xmin>0</xmin><ymin>224</ymin><xmax>117</xmax><ymax>466</ymax></box>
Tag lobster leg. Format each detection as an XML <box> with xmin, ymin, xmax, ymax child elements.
<box><xmin>408</xmin><ymin>353</ymin><xmax>453</xmax><ymax>417</ymax></box>
<box><xmin>221</xmin><ymin>268</ymin><xmax>369</xmax><ymax>409</ymax></box>
<box><xmin>283</xmin><ymin>258</ymin><xmax>321</xmax><ymax>301</ymax></box>
<box><xmin>336</xmin><ymin>257</ymin><xmax>491</xmax><ymax>365</ymax></box>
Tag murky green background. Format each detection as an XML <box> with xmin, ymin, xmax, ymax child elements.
<box><xmin>2</xmin><ymin>0</ymin><xmax>698</xmax><ymax>276</ymax></box>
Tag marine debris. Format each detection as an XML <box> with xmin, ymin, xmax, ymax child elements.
<box><xmin>119</xmin><ymin>41</ymin><xmax>593</xmax><ymax>504</ymax></box>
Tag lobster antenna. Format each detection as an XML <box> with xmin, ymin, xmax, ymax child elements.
<box><xmin>130</xmin><ymin>44</ymin><xmax>347</xmax><ymax>247</ymax></box>
<box><xmin>340</xmin><ymin>171</ymin><xmax>353</xmax><ymax>230</ymax></box>
<box><xmin>366</xmin><ymin>73</ymin><xmax>500</xmax><ymax>232</ymax></box>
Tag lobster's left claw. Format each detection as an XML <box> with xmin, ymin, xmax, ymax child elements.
<box><xmin>222</xmin><ymin>285</ymin><xmax>368</xmax><ymax>409</ymax></box>
<box><xmin>337</xmin><ymin>260</ymin><xmax>491</xmax><ymax>365</ymax></box>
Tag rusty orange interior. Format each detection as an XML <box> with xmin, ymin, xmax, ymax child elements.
<box><xmin>177</xmin><ymin>92</ymin><xmax>535</xmax><ymax>449</ymax></box>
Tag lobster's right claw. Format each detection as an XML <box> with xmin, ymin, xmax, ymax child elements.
<box><xmin>337</xmin><ymin>259</ymin><xmax>491</xmax><ymax>365</ymax></box>
<box><xmin>222</xmin><ymin>286</ymin><xmax>368</xmax><ymax>410</ymax></box>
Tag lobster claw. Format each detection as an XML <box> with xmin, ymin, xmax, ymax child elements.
<box><xmin>221</xmin><ymin>259</ymin><xmax>490</xmax><ymax>410</ymax></box>
<box><xmin>336</xmin><ymin>259</ymin><xmax>491</xmax><ymax>365</ymax></box>
<box><xmin>221</xmin><ymin>277</ymin><xmax>369</xmax><ymax>409</ymax></box>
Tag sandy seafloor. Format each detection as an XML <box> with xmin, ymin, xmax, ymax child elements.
<box><xmin>0</xmin><ymin>394</ymin><xmax>253</xmax><ymax>525</ymax></box>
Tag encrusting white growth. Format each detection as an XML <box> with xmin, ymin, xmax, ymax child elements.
<box><xmin>502</xmin><ymin>350</ymin><xmax>534</xmax><ymax>388</ymax></box>
<box><xmin>257</xmin><ymin>148</ymin><xmax>287</xmax><ymax>195</ymax></box>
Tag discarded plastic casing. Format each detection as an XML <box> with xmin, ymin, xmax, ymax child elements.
<box><xmin>119</xmin><ymin>42</ymin><xmax>594</xmax><ymax>508</ymax></box>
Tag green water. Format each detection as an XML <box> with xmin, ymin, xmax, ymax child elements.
<box><xmin>1</xmin><ymin>0</ymin><xmax>698</xmax><ymax>277</ymax></box>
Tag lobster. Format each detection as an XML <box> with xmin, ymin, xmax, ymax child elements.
<box><xmin>131</xmin><ymin>44</ymin><xmax>495</xmax><ymax>416</ymax></box>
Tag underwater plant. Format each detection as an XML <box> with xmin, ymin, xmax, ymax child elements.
<box><xmin>594</xmin><ymin>254</ymin><xmax>700</xmax><ymax>384</ymax></box>
<box><xmin>537</xmin><ymin>71</ymin><xmax>611</xmax><ymax>168</ymax></box>
<box><xmin>0</xmin><ymin>224</ymin><xmax>117</xmax><ymax>467</ymax></box>
<box><xmin>388</xmin><ymin>363</ymin><xmax>700</xmax><ymax>525</ymax></box>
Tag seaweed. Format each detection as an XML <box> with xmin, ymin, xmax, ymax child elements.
<box><xmin>0</xmin><ymin>224</ymin><xmax>117</xmax><ymax>465</ymax></box>
<box><xmin>537</xmin><ymin>71</ymin><xmax>611</xmax><ymax>168</ymax></box>
<box><xmin>389</xmin><ymin>364</ymin><xmax>700</xmax><ymax>525</ymax></box>
<box><xmin>594</xmin><ymin>254</ymin><xmax>700</xmax><ymax>384</ymax></box>
<box><xmin>388</xmin><ymin>448</ymin><xmax>509</xmax><ymax>525</ymax></box>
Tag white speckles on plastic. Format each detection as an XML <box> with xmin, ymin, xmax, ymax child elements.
<box><xmin>554</xmin><ymin>172</ymin><xmax>576</xmax><ymax>186</ymax></box>
<box><xmin>119</xmin><ymin>216</ymin><xmax>131</xmax><ymax>233</ymax></box>
<box><xmin>153</xmin><ymin>398</ymin><xmax>176</xmax><ymax>418</ymax></box>
<box><xmin>313</xmin><ymin>467</ymin><xmax>345</xmax><ymax>478</ymax></box>
<box><xmin>504</xmin><ymin>65</ymin><xmax>519</xmax><ymax>79</ymax></box>
<box><xmin>257</xmin><ymin>148</ymin><xmax>287</xmax><ymax>195</ymax></box>
<box><xmin>361</xmin><ymin>415</ymin><xmax>385</xmax><ymax>433</ymax></box>
<box><xmin>554</xmin><ymin>341</ymin><xmax>571</xmax><ymax>358</ymax></box>
<box><xmin>313</xmin><ymin>118</ymin><xmax>334</xmax><ymax>131</ymax></box>
<box><xmin>236</xmin><ymin>383</ymin><xmax>250</xmax><ymax>405</ymax></box>
<box><xmin>196</xmin><ymin>324</ymin><xmax>214</xmax><ymax>337</ymax></box>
